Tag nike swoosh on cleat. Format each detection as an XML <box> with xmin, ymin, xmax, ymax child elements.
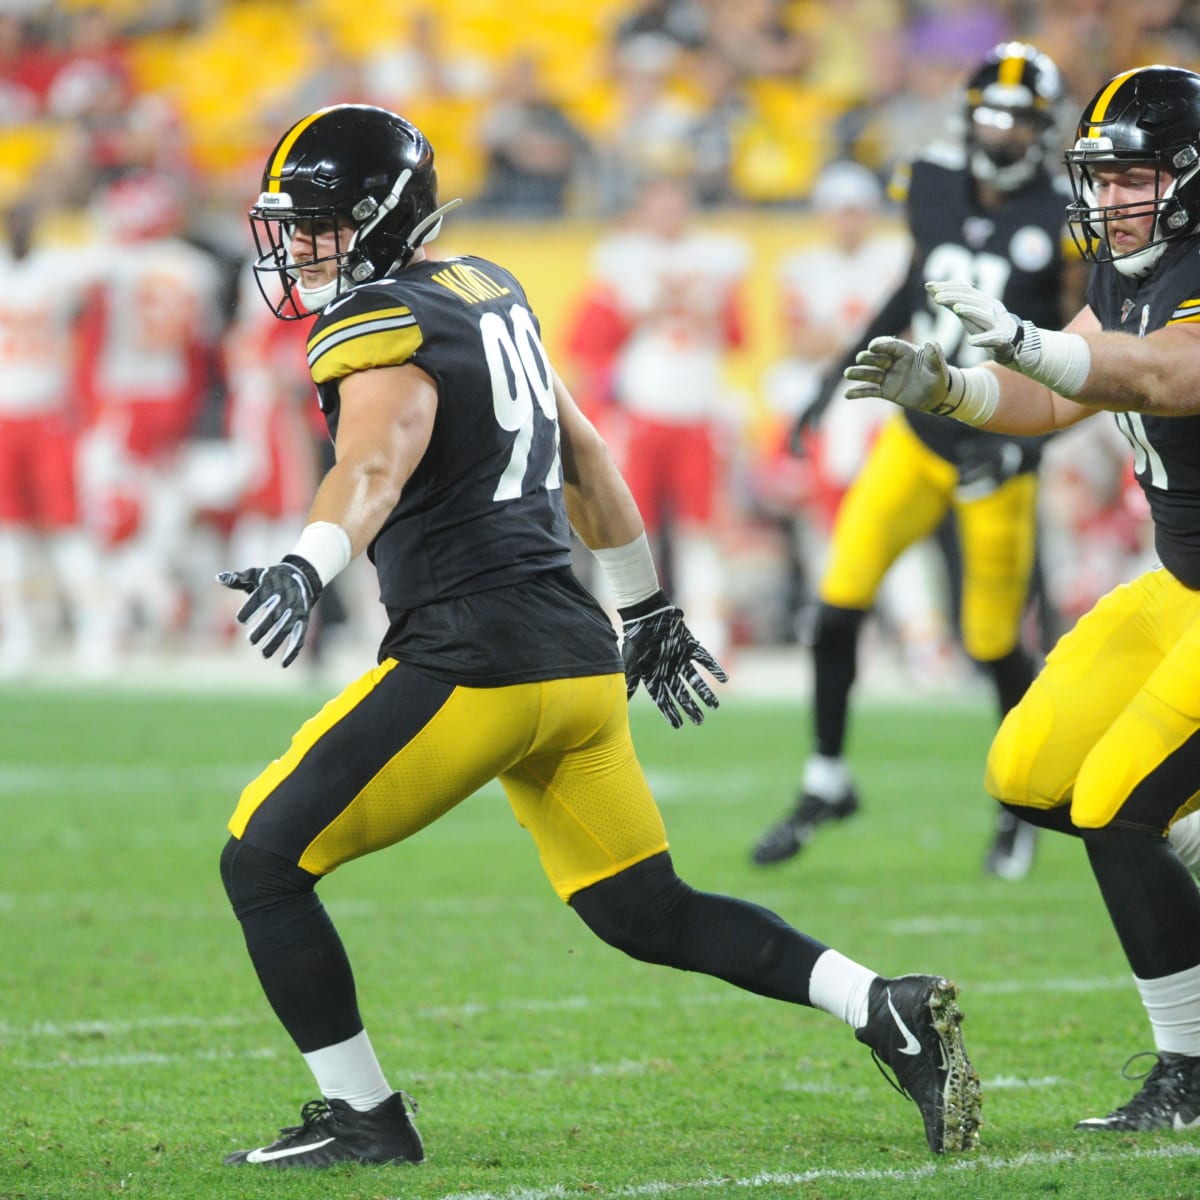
<box><xmin>887</xmin><ymin>990</ymin><xmax>923</xmax><ymax>1056</ymax></box>
<box><xmin>1174</xmin><ymin>1113</ymin><xmax>1200</xmax><ymax>1131</ymax></box>
<box><xmin>245</xmin><ymin>1137</ymin><xmax>335</xmax><ymax>1162</ymax></box>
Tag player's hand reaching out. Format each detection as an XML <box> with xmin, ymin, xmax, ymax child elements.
<box><xmin>843</xmin><ymin>337</ymin><xmax>958</xmax><ymax>414</ymax></box>
<box><xmin>619</xmin><ymin>591</ymin><xmax>727</xmax><ymax>728</ymax></box>
<box><xmin>218</xmin><ymin>556</ymin><xmax>323</xmax><ymax>668</ymax></box>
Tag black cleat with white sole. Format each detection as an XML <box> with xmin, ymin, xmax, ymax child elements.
<box><xmin>1075</xmin><ymin>1051</ymin><xmax>1200</xmax><ymax>1132</ymax></box>
<box><xmin>224</xmin><ymin>1091</ymin><xmax>424</xmax><ymax>1168</ymax></box>
<box><xmin>750</xmin><ymin>789</ymin><xmax>860</xmax><ymax>866</ymax></box>
<box><xmin>855</xmin><ymin>974</ymin><xmax>982</xmax><ymax>1154</ymax></box>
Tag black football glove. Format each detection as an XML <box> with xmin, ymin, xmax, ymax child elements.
<box><xmin>217</xmin><ymin>554</ymin><xmax>323</xmax><ymax>668</ymax></box>
<box><xmin>619</xmin><ymin>590</ymin><xmax>728</xmax><ymax>729</ymax></box>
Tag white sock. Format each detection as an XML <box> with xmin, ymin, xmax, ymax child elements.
<box><xmin>804</xmin><ymin>755</ymin><xmax>852</xmax><ymax>801</ymax></box>
<box><xmin>1134</xmin><ymin>963</ymin><xmax>1200</xmax><ymax>1056</ymax></box>
<box><xmin>808</xmin><ymin>949</ymin><xmax>877</xmax><ymax>1029</ymax></box>
<box><xmin>302</xmin><ymin>1030</ymin><xmax>393</xmax><ymax>1111</ymax></box>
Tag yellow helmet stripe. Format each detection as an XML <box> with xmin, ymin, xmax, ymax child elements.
<box><xmin>997</xmin><ymin>54</ymin><xmax>1024</xmax><ymax>86</ymax></box>
<box><xmin>266</xmin><ymin>107</ymin><xmax>336</xmax><ymax>192</ymax></box>
<box><xmin>1087</xmin><ymin>68</ymin><xmax>1140</xmax><ymax>137</ymax></box>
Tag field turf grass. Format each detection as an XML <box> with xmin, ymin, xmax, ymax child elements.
<box><xmin>3</xmin><ymin>681</ymin><xmax>1200</xmax><ymax>1199</ymax></box>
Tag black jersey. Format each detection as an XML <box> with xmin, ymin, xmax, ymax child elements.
<box><xmin>893</xmin><ymin>146</ymin><xmax>1070</xmax><ymax>469</ymax></box>
<box><xmin>304</xmin><ymin>255</ymin><xmax>621</xmax><ymax>684</ymax></box>
<box><xmin>1087</xmin><ymin>238</ymin><xmax>1200</xmax><ymax>589</ymax></box>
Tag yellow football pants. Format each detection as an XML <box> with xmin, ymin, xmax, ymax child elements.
<box><xmin>820</xmin><ymin>414</ymin><xmax>1037</xmax><ymax>662</ymax></box>
<box><xmin>228</xmin><ymin>661</ymin><xmax>668</xmax><ymax>900</ymax></box>
<box><xmin>986</xmin><ymin>566</ymin><xmax>1200</xmax><ymax>832</ymax></box>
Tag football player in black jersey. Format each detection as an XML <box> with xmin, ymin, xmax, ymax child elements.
<box><xmin>213</xmin><ymin>104</ymin><xmax>982</xmax><ymax>1168</ymax></box>
<box><xmin>845</xmin><ymin>64</ymin><xmax>1200</xmax><ymax>1133</ymax></box>
<box><xmin>751</xmin><ymin>43</ymin><xmax>1081</xmax><ymax>879</ymax></box>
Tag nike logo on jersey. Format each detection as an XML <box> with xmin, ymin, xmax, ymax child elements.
<box><xmin>322</xmin><ymin>292</ymin><xmax>357</xmax><ymax>315</ymax></box>
<box><xmin>321</xmin><ymin>280</ymin><xmax>392</xmax><ymax>316</ymax></box>
<box><xmin>245</xmin><ymin>1137</ymin><xmax>335</xmax><ymax>1162</ymax></box>
<box><xmin>887</xmin><ymin>990</ymin><xmax>923</xmax><ymax>1056</ymax></box>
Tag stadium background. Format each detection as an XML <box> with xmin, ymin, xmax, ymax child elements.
<box><xmin>0</xmin><ymin>0</ymin><xmax>1194</xmax><ymax>683</ymax></box>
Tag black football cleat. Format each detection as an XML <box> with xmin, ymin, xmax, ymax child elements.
<box><xmin>855</xmin><ymin>974</ymin><xmax>982</xmax><ymax>1153</ymax></box>
<box><xmin>1075</xmin><ymin>1052</ymin><xmax>1200</xmax><ymax>1132</ymax></box>
<box><xmin>224</xmin><ymin>1091</ymin><xmax>424</xmax><ymax>1168</ymax></box>
<box><xmin>750</xmin><ymin>788</ymin><xmax>859</xmax><ymax>865</ymax></box>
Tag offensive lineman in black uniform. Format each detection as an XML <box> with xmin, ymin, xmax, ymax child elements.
<box><xmin>751</xmin><ymin>43</ymin><xmax>1081</xmax><ymax>879</ymax></box>
<box><xmin>213</xmin><ymin>105</ymin><xmax>982</xmax><ymax>1167</ymax></box>
<box><xmin>845</xmin><ymin>64</ymin><xmax>1200</xmax><ymax>1132</ymax></box>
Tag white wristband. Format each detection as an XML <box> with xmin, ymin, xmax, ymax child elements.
<box><xmin>1016</xmin><ymin>324</ymin><xmax>1092</xmax><ymax>398</ymax></box>
<box><xmin>593</xmin><ymin>531</ymin><xmax>660</xmax><ymax>607</ymax></box>
<box><xmin>943</xmin><ymin>366</ymin><xmax>999</xmax><ymax>427</ymax></box>
<box><xmin>289</xmin><ymin>521</ymin><xmax>353</xmax><ymax>587</ymax></box>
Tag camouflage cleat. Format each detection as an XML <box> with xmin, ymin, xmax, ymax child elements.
<box><xmin>855</xmin><ymin>974</ymin><xmax>982</xmax><ymax>1153</ymax></box>
<box><xmin>1076</xmin><ymin>1051</ymin><xmax>1200</xmax><ymax>1132</ymax></box>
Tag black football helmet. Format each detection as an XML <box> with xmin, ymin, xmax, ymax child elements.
<box><xmin>1065</xmin><ymin>65</ymin><xmax>1200</xmax><ymax>279</ymax></box>
<box><xmin>248</xmin><ymin>104</ymin><xmax>460</xmax><ymax>319</ymax></box>
<box><xmin>964</xmin><ymin>42</ymin><xmax>1064</xmax><ymax>193</ymax></box>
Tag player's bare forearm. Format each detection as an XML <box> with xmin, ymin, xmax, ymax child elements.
<box><xmin>980</xmin><ymin>367</ymin><xmax>1091</xmax><ymax>435</ymax></box>
<box><xmin>307</xmin><ymin>363</ymin><xmax>437</xmax><ymax>557</ymax></box>
<box><xmin>1074</xmin><ymin>324</ymin><xmax>1200</xmax><ymax>416</ymax></box>
<box><xmin>555</xmin><ymin>374</ymin><xmax>644</xmax><ymax>549</ymax></box>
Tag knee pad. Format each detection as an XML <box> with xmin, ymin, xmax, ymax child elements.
<box><xmin>569</xmin><ymin>852</ymin><xmax>692</xmax><ymax>965</ymax></box>
<box><xmin>220</xmin><ymin>836</ymin><xmax>319</xmax><ymax>919</ymax></box>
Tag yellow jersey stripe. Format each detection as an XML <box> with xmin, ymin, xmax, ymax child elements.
<box><xmin>310</xmin><ymin>324</ymin><xmax>425</xmax><ymax>384</ymax></box>
<box><xmin>267</xmin><ymin>108</ymin><xmax>336</xmax><ymax>191</ymax></box>
<box><xmin>306</xmin><ymin>306</ymin><xmax>414</xmax><ymax>356</ymax></box>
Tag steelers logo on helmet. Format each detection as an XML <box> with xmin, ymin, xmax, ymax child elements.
<box><xmin>964</xmin><ymin>42</ymin><xmax>1064</xmax><ymax>194</ymax></box>
<box><xmin>247</xmin><ymin>104</ymin><xmax>463</xmax><ymax>319</ymax></box>
<box><xmin>1065</xmin><ymin>65</ymin><xmax>1200</xmax><ymax>279</ymax></box>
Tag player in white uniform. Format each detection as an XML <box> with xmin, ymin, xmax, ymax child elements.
<box><xmin>0</xmin><ymin>199</ymin><xmax>110</xmax><ymax>676</ymax></box>
<box><xmin>584</xmin><ymin>174</ymin><xmax>749</xmax><ymax>657</ymax></box>
<box><xmin>762</xmin><ymin>161</ymin><xmax>948</xmax><ymax>663</ymax></box>
<box><xmin>80</xmin><ymin>170</ymin><xmax>224</xmax><ymax>651</ymax></box>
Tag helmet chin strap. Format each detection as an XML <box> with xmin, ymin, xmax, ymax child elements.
<box><xmin>1111</xmin><ymin>170</ymin><xmax>1197</xmax><ymax>279</ymax></box>
<box><xmin>296</xmin><ymin>275</ymin><xmax>342</xmax><ymax>312</ymax></box>
<box><xmin>1111</xmin><ymin>239</ymin><xmax>1169</xmax><ymax>279</ymax></box>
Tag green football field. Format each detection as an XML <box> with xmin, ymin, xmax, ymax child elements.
<box><xmin>3</xmin><ymin>680</ymin><xmax>1199</xmax><ymax>1200</ymax></box>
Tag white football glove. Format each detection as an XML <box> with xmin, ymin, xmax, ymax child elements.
<box><xmin>926</xmin><ymin>279</ymin><xmax>1093</xmax><ymax>398</ymax></box>
<box><xmin>924</xmin><ymin>280</ymin><xmax>1024</xmax><ymax>364</ymax></box>
<box><xmin>843</xmin><ymin>337</ymin><xmax>957</xmax><ymax>415</ymax></box>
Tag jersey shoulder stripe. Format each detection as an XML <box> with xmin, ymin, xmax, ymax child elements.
<box><xmin>306</xmin><ymin>304</ymin><xmax>422</xmax><ymax>384</ymax></box>
<box><xmin>1167</xmin><ymin>297</ymin><xmax>1200</xmax><ymax>325</ymax></box>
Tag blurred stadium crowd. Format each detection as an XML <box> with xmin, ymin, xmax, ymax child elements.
<box><xmin>0</xmin><ymin>0</ymin><xmax>1195</xmax><ymax>683</ymax></box>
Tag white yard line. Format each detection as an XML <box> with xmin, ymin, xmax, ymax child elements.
<box><xmin>428</xmin><ymin>1144</ymin><xmax>1200</xmax><ymax>1200</ymax></box>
